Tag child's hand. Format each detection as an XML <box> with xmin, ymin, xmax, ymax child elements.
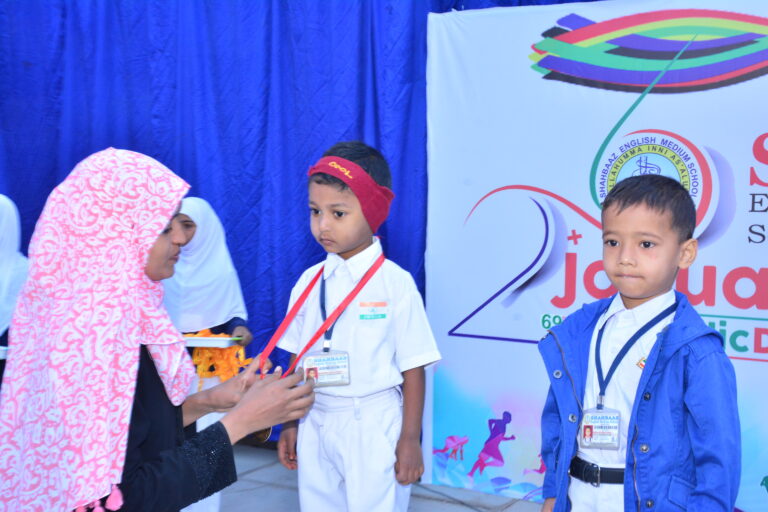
<box><xmin>541</xmin><ymin>497</ymin><xmax>555</xmax><ymax>512</ymax></box>
<box><xmin>232</xmin><ymin>325</ymin><xmax>253</xmax><ymax>347</ymax></box>
<box><xmin>278</xmin><ymin>421</ymin><xmax>299</xmax><ymax>470</ymax></box>
<box><xmin>395</xmin><ymin>437</ymin><xmax>423</xmax><ymax>485</ymax></box>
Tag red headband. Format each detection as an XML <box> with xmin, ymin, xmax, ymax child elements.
<box><xmin>308</xmin><ymin>156</ymin><xmax>395</xmax><ymax>233</ymax></box>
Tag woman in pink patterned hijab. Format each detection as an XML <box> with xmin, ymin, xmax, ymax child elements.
<box><xmin>0</xmin><ymin>148</ymin><xmax>314</xmax><ymax>511</ymax></box>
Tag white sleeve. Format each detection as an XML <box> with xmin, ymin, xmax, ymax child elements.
<box><xmin>394</xmin><ymin>273</ymin><xmax>441</xmax><ymax>372</ymax></box>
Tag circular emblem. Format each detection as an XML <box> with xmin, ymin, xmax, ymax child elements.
<box><xmin>593</xmin><ymin>129</ymin><xmax>716</xmax><ymax>234</ymax></box>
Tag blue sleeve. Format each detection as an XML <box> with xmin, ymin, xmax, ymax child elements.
<box><xmin>210</xmin><ymin>317</ymin><xmax>247</xmax><ymax>335</ymax></box>
<box><xmin>684</xmin><ymin>338</ymin><xmax>741</xmax><ymax>511</ymax></box>
<box><xmin>541</xmin><ymin>385</ymin><xmax>561</xmax><ymax>499</ymax></box>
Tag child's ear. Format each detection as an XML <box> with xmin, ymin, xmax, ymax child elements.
<box><xmin>678</xmin><ymin>238</ymin><xmax>698</xmax><ymax>270</ymax></box>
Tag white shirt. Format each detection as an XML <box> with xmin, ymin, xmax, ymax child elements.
<box><xmin>577</xmin><ymin>289</ymin><xmax>676</xmax><ymax>468</ymax></box>
<box><xmin>278</xmin><ymin>238</ymin><xmax>441</xmax><ymax>397</ymax></box>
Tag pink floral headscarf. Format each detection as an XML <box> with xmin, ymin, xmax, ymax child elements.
<box><xmin>0</xmin><ymin>148</ymin><xmax>195</xmax><ymax>510</ymax></box>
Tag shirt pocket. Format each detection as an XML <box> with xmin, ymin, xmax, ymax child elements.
<box><xmin>667</xmin><ymin>475</ymin><xmax>695</xmax><ymax>509</ymax></box>
<box><xmin>353</xmin><ymin>300</ymin><xmax>393</xmax><ymax>352</ymax></box>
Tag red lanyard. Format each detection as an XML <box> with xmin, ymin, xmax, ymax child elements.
<box><xmin>258</xmin><ymin>252</ymin><xmax>386</xmax><ymax>377</ymax></box>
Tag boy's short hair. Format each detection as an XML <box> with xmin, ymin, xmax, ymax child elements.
<box><xmin>601</xmin><ymin>175</ymin><xmax>695</xmax><ymax>241</ymax></box>
<box><xmin>310</xmin><ymin>141</ymin><xmax>392</xmax><ymax>190</ymax></box>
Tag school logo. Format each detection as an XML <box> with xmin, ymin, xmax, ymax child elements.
<box><xmin>450</xmin><ymin>126</ymin><xmax>725</xmax><ymax>344</ymax></box>
<box><xmin>530</xmin><ymin>9</ymin><xmax>768</xmax><ymax>93</ymax></box>
<box><xmin>593</xmin><ymin>128</ymin><xmax>717</xmax><ymax>235</ymax></box>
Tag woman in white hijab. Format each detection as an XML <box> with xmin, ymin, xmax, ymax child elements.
<box><xmin>164</xmin><ymin>197</ymin><xmax>251</xmax><ymax>341</ymax></box>
<box><xmin>0</xmin><ymin>194</ymin><xmax>29</xmax><ymax>384</ymax></box>
<box><xmin>164</xmin><ymin>197</ymin><xmax>254</xmax><ymax>512</ymax></box>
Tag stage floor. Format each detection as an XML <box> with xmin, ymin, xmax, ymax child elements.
<box><xmin>223</xmin><ymin>444</ymin><xmax>540</xmax><ymax>511</ymax></box>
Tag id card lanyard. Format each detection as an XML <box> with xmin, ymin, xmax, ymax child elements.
<box><xmin>303</xmin><ymin>276</ymin><xmax>350</xmax><ymax>387</ymax></box>
<box><xmin>594</xmin><ymin>301</ymin><xmax>678</xmax><ymax>410</ymax></box>
<box><xmin>319</xmin><ymin>276</ymin><xmax>336</xmax><ymax>351</ymax></box>
<box><xmin>257</xmin><ymin>252</ymin><xmax>386</xmax><ymax>378</ymax></box>
<box><xmin>580</xmin><ymin>300</ymin><xmax>677</xmax><ymax>451</ymax></box>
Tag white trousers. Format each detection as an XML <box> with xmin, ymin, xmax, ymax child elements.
<box><xmin>297</xmin><ymin>388</ymin><xmax>411</xmax><ymax>512</ymax></box>
<box><xmin>182</xmin><ymin>375</ymin><xmax>225</xmax><ymax>512</ymax></box>
<box><xmin>568</xmin><ymin>475</ymin><xmax>625</xmax><ymax>511</ymax></box>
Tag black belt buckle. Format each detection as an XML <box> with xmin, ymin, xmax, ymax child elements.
<box><xmin>590</xmin><ymin>462</ymin><xmax>600</xmax><ymax>487</ymax></box>
<box><xmin>570</xmin><ymin>457</ymin><xmax>623</xmax><ymax>486</ymax></box>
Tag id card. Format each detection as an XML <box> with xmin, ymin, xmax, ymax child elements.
<box><xmin>580</xmin><ymin>408</ymin><xmax>621</xmax><ymax>450</ymax></box>
<box><xmin>303</xmin><ymin>350</ymin><xmax>350</xmax><ymax>387</ymax></box>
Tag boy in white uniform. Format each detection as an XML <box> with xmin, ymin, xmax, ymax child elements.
<box><xmin>277</xmin><ymin>141</ymin><xmax>441</xmax><ymax>512</ymax></box>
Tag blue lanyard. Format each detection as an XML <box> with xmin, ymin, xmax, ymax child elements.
<box><xmin>319</xmin><ymin>276</ymin><xmax>337</xmax><ymax>351</ymax></box>
<box><xmin>595</xmin><ymin>301</ymin><xmax>677</xmax><ymax>409</ymax></box>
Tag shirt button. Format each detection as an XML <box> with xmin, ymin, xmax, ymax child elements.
<box><xmin>646</xmin><ymin>499</ymin><xmax>654</xmax><ymax>508</ymax></box>
<box><xmin>643</xmin><ymin>392</ymin><xmax>651</xmax><ymax>401</ymax></box>
<box><xmin>553</xmin><ymin>370</ymin><xmax>562</xmax><ymax>379</ymax></box>
<box><xmin>568</xmin><ymin>413</ymin><xmax>578</xmax><ymax>423</ymax></box>
<box><xmin>640</xmin><ymin>444</ymin><xmax>650</xmax><ymax>453</ymax></box>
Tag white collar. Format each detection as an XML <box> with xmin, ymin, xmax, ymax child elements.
<box><xmin>598</xmin><ymin>289</ymin><xmax>676</xmax><ymax>331</ymax></box>
<box><xmin>323</xmin><ymin>237</ymin><xmax>382</xmax><ymax>282</ymax></box>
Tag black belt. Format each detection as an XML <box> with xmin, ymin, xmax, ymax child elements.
<box><xmin>569</xmin><ymin>457</ymin><xmax>624</xmax><ymax>486</ymax></box>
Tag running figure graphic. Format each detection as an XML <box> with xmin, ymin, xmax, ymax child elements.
<box><xmin>468</xmin><ymin>411</ymin><xmax>516</xmax><ymax>477</ymax></box>
<box><xmin>433</xmin><ymin>435</ymin><xmax>469</xmax><ymax>460</ymax></box>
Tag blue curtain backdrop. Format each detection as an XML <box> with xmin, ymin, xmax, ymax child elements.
<box><xmin>0</xmin><ymin>0</ymin><xmax>593</xmax><ymax>367</ymax></box>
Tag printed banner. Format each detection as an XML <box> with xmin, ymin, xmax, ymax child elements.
<box><xmin>426</xmin><ymin>1</ymin><xmax>768</xmax><ymax>509</ymax></box>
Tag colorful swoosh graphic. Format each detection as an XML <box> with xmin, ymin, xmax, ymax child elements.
<box><xmin>530</xmin><ymin>9</ymin><xmax>768</xmax><ymax>93</ymax></box>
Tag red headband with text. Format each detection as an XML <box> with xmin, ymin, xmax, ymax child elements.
<box><xmin>308</xmin><ymin>156</ymin><xmax>395</xmax><ymax>233</ymax></box>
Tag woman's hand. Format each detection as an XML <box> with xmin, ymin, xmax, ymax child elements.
<box><xmin>254</xmin><ymin>351</ymin><xmax>274</xmax><ymax>374</ymax></box>
<box><xmin>182</xmin><ymin>357</ymin><xmax>262</xmax><ymax>425</ymax></box>
<box><xmin>220</xmin><ymin>368</ymin><xmax>314</xmax><ymax>444</ymax></box>
<box><xmin>206</xmin><ymin>357</ymin><xmax>262</xmax><ymax>412</ymax></box>
<box><xmin>232</xmin><ymin>325</ymin><xmax>253</xmax><ymax>347</ymax></box>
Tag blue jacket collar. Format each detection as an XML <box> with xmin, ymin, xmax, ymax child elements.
<box><xmin>552</xmin><ymin>291</ymin><xmax>722</xmax><ymax>366</ymax></box>
<box><xmin>660</xmin><ymin>291</ymin><xmax>721</xmax><ymax>356</ymax></box>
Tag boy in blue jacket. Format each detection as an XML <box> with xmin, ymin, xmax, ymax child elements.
<box><xmin>539</xmin><ymin>175</ymin><xmax>740</xmax><ymax>511</ymax></box>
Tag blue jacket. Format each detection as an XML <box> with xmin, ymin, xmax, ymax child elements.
<box><xmin>539</xmin><ymin>292</ymin><xmax>740</xmax><ymax>511</ymax></box>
